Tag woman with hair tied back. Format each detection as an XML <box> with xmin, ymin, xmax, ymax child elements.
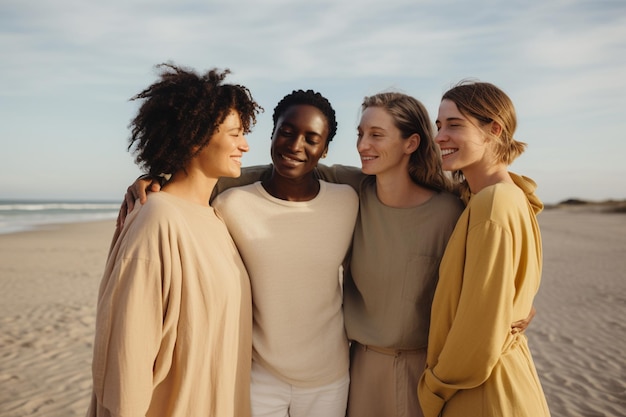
<box><xmin>86</xmin><ymin>63</ymin><xmax>262</xmax><ymax>417</ymax></box>
<box><xmin>418</xmin><ymin>81</ymin><xmax>550</xmax><ymax>417</ymax></box>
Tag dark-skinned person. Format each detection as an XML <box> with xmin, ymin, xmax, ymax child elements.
<box><xmin>213</xmin><ymin>90</ymin><xmax>358</xmax><ymax>417</ymax></box>
<box><xmin>86</xmin><ymin>63</ymin><xmax>262</xmax><ymax>417</ymax></box>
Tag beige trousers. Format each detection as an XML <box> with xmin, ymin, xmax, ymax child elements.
<box><xmin>346</xmin><ymin>342</ymin><xmax>426</xmax><ymax>417</ymax></box>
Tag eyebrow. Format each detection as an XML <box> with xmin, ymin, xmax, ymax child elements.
<box><xmin>280</xmin><ymin>122</ymin><xmax>324</xmax><ymax>137</ymax></box>
<box><xmin>357</xmin><ymin>124</ymin><xmax>388</xmax><ymax>132</ymax></box>
<box><xmin>436</xmin><ymin>117</ymin><xmax>465</xmax><ymax>124</ymax></box>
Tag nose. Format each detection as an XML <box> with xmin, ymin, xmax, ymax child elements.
<box><xmin>240</xmin><ymin>135</ymin><xmax>250</xmax><ymax>153</ymax></box>
<box><xmin>287</xmin><ymin>135</ymin><xmax>304</xmax><ymax>152</ymax></box>
<box><xmin>356</xmin><ymin>135</ymin><xmax>368</xmax><ymax>152</ymax></box>
<box><xmin>434</xmin><ymin>130</ymin><xmax>446</xmax><ymax>144</ymax></box>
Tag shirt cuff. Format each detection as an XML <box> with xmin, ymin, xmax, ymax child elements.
<box><xmin>418</xmin><ymin>370</ymin><xmax>454</xmax><ymax>417</ymax></box>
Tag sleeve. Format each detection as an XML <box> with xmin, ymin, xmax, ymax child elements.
<box><xmin>418</xmin><ymin>220</ymin><xmax>515</xmax><ymax>417</ymax></box>
<box><xmin>314</xmin><ymin>164</ymin><xmax>367</xmax><ymax>192</ymax></box>
<box><xmin>90</xmin><ymin>254</ymin><xmax>166</xmax><ymax>417</ymax></box>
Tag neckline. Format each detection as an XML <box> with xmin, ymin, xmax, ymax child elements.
<box><xmin>260</xmin><ymin>178</ymin><xmax>321</xmax><ymax>202</ymax></box>
<box><xmin>255</xmin><ymin>180</ymin><xmax>325</xmax><ymax>205</ymax></box>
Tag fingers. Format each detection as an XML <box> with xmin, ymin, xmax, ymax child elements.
<box><xmin>115</xmin><ymin>176</ymin><xmax>158</xmax><ymax>232</ymax></box>
<box><xmin>148</xmin><ymin>181</ymin><xmax>161</xmax><ymax>194</ymax></box>
<box><xmin>510</xmin><ymin>306</ymin><xmax>537</xmax><ymax>334</ymax></box>
<box><xmin>125</xmin><ymin>186</ymin><xmax>136</xmax><ymax>212</ymax></box>
<box><xmin>510</xmin><ymin>320</ymin><xmax>523</xmax><ymax>333</ymax></box>
<box><xmin>138</xmin><ymin>186</ymin><xmax>147</xmax><ymax>204</ymax></box>
<box><xmin>113</xmin><ymin>190</ymin><xmax>134</xmax><ymax>231</ymax></box>
<box><xmin>134</xmin><ymin>178</ymin><xmax>154</xmax><ymax>204</ymax></box>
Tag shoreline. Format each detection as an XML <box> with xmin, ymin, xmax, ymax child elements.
<box><xmin>0</xmin><ymin>218</ymin><xmax>117</xmax><ymax>237</ymax></box>
<box><xmin>0</xmin><ymin>199</ymin><xmax>119</xmax><ymax>236</ymax></box>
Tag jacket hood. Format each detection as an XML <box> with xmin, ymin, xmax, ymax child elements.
<box><xmin>510</xmin><ymin>172</ymin><xmax>543</xmax><ymax>215</ymax></box>
<box><xmin>460</xmin><ymin>172</ymin><xmax>544</xmax><ymax>215</ymax></box>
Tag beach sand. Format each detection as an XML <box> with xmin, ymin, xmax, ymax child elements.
<box><xmin>0</xmin><ymin>210</ymin><xmax>624</xmax><ymax>416</ymax></box>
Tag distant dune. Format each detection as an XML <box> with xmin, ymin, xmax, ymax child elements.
<box><xmin>545</xmin><ymin>198</ymin><xmax>626</xmax><ymax>213</ymax></box>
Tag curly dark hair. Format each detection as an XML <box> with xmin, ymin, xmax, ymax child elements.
<box><xmin>128</xmin><ymin>63</ymin><xmax>263</xmax><ymax>176</ymax></box>
<box><xmin>271</xmin><ymin>89</ymin><xmax>337</xmax><ymax>142</ymax></box>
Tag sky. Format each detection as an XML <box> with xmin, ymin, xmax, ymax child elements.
<box><xmin>1</xmin><ymin>0</ymin><xmax>625</xmax><ymax>204</ymax></box>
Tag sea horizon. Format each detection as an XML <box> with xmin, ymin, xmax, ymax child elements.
<box><xmin>0</xmin><ymin>199</ymin><xmax>120</xmax><ymax>235</ymax></box>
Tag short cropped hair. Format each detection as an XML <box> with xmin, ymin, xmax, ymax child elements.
<box><xmin>272</xmin><ymin>90</ymin><xmax>337</xmax><ymax>143</ymax></box>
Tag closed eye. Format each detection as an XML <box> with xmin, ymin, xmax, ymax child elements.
<box><xmin>306</xmin><ymin>136</ymin><xmax>322</xmax><ymax>145</ymax></box>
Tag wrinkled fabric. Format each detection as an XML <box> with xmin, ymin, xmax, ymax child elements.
<box><xmin>418</xmin><ymin>174</ymin><xmax>550</xmax><ymax>417</ymax></box>
<box><xmin>87</xmin><ymin>192</ymin><xmax>252</xmax><ymax>417</ymax></box>
<box><xmin>214</xmin><ymin>181</ymin><xmax>358</xmax><ymax>387</ymax></box>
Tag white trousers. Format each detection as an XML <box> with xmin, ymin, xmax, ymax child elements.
<box><xmin>250</xmin><ymin>361</ymin><xmax>350</xmax><ymax>417</ymax></box>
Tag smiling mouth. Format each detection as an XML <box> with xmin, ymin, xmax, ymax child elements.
<box><xmin>440</xmin><ymin>149</ymin><xmax>457</xmax><ymax>157</ymax></box>
<box><xmin>280</xmin><ymin>153</ymin><xmax>304</xmax><ymax>163</ymax></box>
<box><xmin>360</xmin><ymin>156</ymin><xmax>377</xmax><ymax>161</ymax></box>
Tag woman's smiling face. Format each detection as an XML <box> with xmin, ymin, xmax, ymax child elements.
<box><xmin>356</xmin><ymin>106</ymin><xmax>414</xmax><ymax>178</ymax></box>
<box><xmin>435</xmin><ymin>99</ymin><xmax>493</xmax><ymax>175</ymax></box>
<box><xmin>269</xmin><ymin>104</ymin><xmax>329</xmax><ymax>180</ymax></box>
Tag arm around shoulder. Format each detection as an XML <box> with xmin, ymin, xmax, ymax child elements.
<box><xmin>314</xmin><ymin>164</ymin><xmax>366</xmax><ymax>192</ymax></box>
<box><xmin>212</xmin><ymin>164</ymin><xmax>273</xmax><ymax>201</ymax></box>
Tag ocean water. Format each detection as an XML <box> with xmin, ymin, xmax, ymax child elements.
<box><xmin>0</xmin><ymin>200</ymin><xmax>120</xmax><ymax>235</ymax></box>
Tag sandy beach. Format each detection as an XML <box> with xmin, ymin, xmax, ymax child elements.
<box><xmin>0</xmin><ymin>209</ymin><xmax>624</xmax><ymax>416</ymax></box>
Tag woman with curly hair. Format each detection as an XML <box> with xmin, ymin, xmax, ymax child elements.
<box><xmin>87</xmin><ymin>63</ymin><xmax>262</xmax><ymax>417</ymax></box>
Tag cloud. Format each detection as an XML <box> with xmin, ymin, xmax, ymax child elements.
<box><xmin>1</xmin><ymin>0</ymin><xmax>625</xmax><ymax>202</ymax></box>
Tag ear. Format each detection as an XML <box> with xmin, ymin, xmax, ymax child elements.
<box><xmin>405</xmin><ymin>133</ymin><xmax>420</xmax><ymax>154</ymax></box>
<box><xmin>490</xmin><ymin>121</ymin><xmax>503</xmax><ymax>137</ymax></box>
<box><xmin>321</xmin><ymin>143</ymin><xmax>329</xmax><ymax>159</ymax></box>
